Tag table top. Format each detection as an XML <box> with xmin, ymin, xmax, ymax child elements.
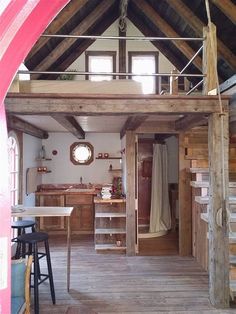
<box><xmin>11</xmin><ymin>206</ymin><xmax>74</xmax><ymax>217</ymax></box>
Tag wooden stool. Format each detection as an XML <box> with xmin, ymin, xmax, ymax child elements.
<box><xmin>16</xmin><ymin>232</ymin><xmax>55</xmax><ymax>314</ymax></box>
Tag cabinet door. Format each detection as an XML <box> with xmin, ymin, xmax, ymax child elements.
<box><xmin>36</xmin><ymin>195</ymin><xmax>66</xmax><ymax>231</ymax></box>
<box><xmin>71</xmin><ymin>204</ymin><xmax>94</xmax><ymax>233</ymax></box>
<box><xmin>80</xmin><ymin>205</ymin><xmax>94</xmax><ymax>231</ymax></box>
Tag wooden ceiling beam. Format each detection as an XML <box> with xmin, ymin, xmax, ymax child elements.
<box><xmin>132</xmin><ymin>0</ymin><xmax>202</xmax><ymax>71</ymax></box>
<box><xmin>120</xmin><ymin>115</ymin><xmax>148</xmax><ymax>139</ymax></box>
<box><xmin>32</xmin><ymin>0</ymin><xmax>116</xmax><ymax>79</ymax></box>
<box><xmin>51</xmin><ymin>114</ymin><xmax>85</xmax><ymax>139</ymax></box>
<box><xmin>175</xmin><ymin>114</ymin><xmax>208</xmax><ymax>131</ymax></box>
<box><xmin>166</xmin><ymin>0</ymin><xmax>236</xmax><ymax>71</ymax></box>
<box><xmin>210</xmin><ymin>0</ymin><xmax>236</xmax><ymax>25</ymax></box>
<box><xmin>26</xmin><ymin>0</ymin><xmax>89</xmax><ymax>61</ymax></box>
<box><xmin>7</xmin><ymin>115</ymin><xmax>49</xmax><ymax>139</ymax></box>
<box><xmin>5</xmin><ymin>93</ymin><xmax>228</xmax><ymax>115</ymax></box>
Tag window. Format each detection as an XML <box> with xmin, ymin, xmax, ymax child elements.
<box><xmin>70</xmin><ymin>142</ymin><xmax>94</xmax><ymax>165</ymax></box>
<box><xmin>128</xmin><ymin>52</ymin><xmax>159</xmax><ymax>94</ymax></box>
<box><xmin>8</xmin><ymin>132</ymin><xmax>20</xmax><ymax>206</ymax></box>
<box><xmin>85</xmin><ymin>51</ymin><xmax>116</xmax><ymax>81</ymax></box>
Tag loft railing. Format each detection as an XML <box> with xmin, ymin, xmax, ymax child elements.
<box><xmin>18</xmin><ymin>27</ymin><xmax>217</xmax><ymax>96</ymax></box>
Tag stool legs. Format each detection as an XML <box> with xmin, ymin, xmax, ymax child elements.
<box><xmin>33</xmin><ymin>243</ymin><xmax>40</xmax><ymax>314</ymax></box>
<box><xmin>45</xmin><ymin>239</ymin><xmax>56</xmax><ymax>304</ymax></box>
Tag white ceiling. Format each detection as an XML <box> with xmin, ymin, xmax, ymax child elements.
<box><xmin>16</xmin><ymin>114</ymin><xmax>182</xmax><ymax>133</ymax></box>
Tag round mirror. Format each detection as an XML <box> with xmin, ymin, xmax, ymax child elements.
<box><xmin>70</xmin><ymin>142</ymin><xmax>94</xmax><ymax>165</ymax></box>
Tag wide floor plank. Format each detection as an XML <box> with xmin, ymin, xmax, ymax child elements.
<box><xmin>35</xmin><ymin>235</ymin><xmax>235</xmax><ymax>313</ymax></box>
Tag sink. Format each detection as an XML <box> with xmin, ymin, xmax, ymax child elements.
<box><xmin>66</xmin><ymin>188</ymin><xmax>95</xmax><ymax>193</ymax></box>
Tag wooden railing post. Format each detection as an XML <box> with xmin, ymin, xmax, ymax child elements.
<box><xmin>170</xmin><ymin>69</ymin><xmax>178</xmax><ymax>95</ymax></box>
<box><xmin>203</xmin><ymin>23</ymin><xmax>217</xmax><ymax>95</ymax></box>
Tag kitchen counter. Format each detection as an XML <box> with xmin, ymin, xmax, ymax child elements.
<box><xmin>36</xmin><ymin>189</ymin><xmax>97</xmax><ymax>195</ymax></box>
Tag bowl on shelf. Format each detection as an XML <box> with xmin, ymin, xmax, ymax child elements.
<box><xmin>104</xmin><ymin>153</ymin><xmax>109</xmax><ymax>158</ymax></box>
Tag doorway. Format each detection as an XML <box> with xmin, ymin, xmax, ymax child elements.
<box><xmin>137</xmin><ymin>134</ymin><xmax>179</xmax><ymax>255</ymax></box>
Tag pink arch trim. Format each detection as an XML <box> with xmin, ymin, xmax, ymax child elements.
<box><xmin>0</xmin><ymin>1</ymin><xmax>69</xmax><ymax>312</ymax></box>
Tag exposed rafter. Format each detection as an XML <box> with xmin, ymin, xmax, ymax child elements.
<box><xmin>32</xmin><ymin>0</ymin><xmax>116</xmax><ymax>79</ymax></box>
<box><xmin>175</xmin><ymin>114</ymin><xmax>208</xmax><ymax>131</ymax></box>
<box><xmin>45</xmin><ymin>8</ymin><xmax>119</xmax><ymax>79</ymax></box>
<box><xmin>166</xmin><ymin>0</ymin><xmax>236</xmax><ymax>71</ymax></box>
<box><xmin>7</xmin><ymin>115</ymin><xmax>49</xmax><ymax>139</ymax></box>
<box><xmin>128</xmin><ymin>11</ymin><xmax>183</xmax><ymax>72</ymax></box>
<box><xmin>26</xmin><ymin>0</ymin><xmax>89</xmax><ymax>61</ymax></box>
<box><xmin>132</xmin><ymin>0</ymin><xmax>202</xmax><ymax>71</ymax></box>
<box><xmin>120</xmin><ymin>115</ymin><xmax>147</xmax><ymax>138</ymax></box>
<box><xmin>210</xmin><ymin>0</ymin><xmax>236</xmax><ymax>25</ymax></box>
<box><xmin>51</xmin><ymin>114</ymin><xmax>85</xmax><ymax>139</ymax></box>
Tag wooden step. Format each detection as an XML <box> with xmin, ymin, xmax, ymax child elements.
<box><xmin>195</xmin><ymin>196</ymin><xmax>236</xmax><ymax>205</ymax></box>
<box><xmin>201</xmin><ymin>212</ymin><xmax>236</xmax><ymax>223</ymax></box>
<box><xmin>230</xmin><ymin>232</ymin><xmax>236</xmax><ymax>244</ymax></box>
<box><xmin>95</xmin><ymin>244</ymin><xmax>126</xmax><ymax>251</ymax></box>
<box><xmin>230</xmin><ymin>280</ymin><xmax>236</xmax><ymax>300</ymax></box>
<box><xmin>230</xmin><ymin>255</ymin><xmax>236</xmax><ymax>265</ymax></box>
<box><xmin>95</xmin><ymin>228</ymin><xmax>126</xmax><ymax>234</ymax></box>
<box><xmin>191</xmin><ymin>181</ymin><xmax>236</xmax><ymax>188</ymax></box>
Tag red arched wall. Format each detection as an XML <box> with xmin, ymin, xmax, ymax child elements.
<box><xmin>0</xmin><ymin>1</ymin><xmax>69</xmax><ymax>312</ymax></box>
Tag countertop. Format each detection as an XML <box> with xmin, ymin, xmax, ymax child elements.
<box><xmin>36</xmin><ymin>189</ymin><xmax>97</xmax><ymax>195</ymax></box>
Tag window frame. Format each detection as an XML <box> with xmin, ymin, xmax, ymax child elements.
<box><xmin>128</xmin><ymin>51</ymin><xmax>159</xmax><ymax>94</ymax></box>
<box><xmin>85</xmin><ymin>51</ymin><xmax>117</xmax><ymax>81</ymax></box>
<box><xmin>8</xmin><ymin>131</ymin><xmax>22</xmax><ymax>206</ymax></box>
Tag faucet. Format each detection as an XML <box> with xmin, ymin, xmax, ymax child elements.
<box><xmin>80</xmin><ymin>176</ymin><xmax>83</xmax><ymax>184</ymax></box>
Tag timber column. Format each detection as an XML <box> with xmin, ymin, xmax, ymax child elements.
<box><xmin>208</xmin><ymin>112</ymin><xmax>229</xmax><ymax>308</ymax></box>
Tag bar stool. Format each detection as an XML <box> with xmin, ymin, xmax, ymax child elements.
<box><xmin>11</xmin><ymin>220</ymin><xmax>36</xmax><ymax>258</ymax></box>
<box><xmin>16</xmin><ymin>232</ymin><xmax>56</xmax><ymax>314</ymax></box>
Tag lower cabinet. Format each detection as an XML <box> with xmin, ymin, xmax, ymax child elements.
<box><xmin>36</xmin><ymin>194</ymin><xmax>66</xmax><ymax>231</ymax></box>
<box><xmin>65</xmin><ymin>194</ymin><xmax>94</xmax><ymax>233</ymax></box>
<box><xmin>36</xmin><ymin>193</ymin><xmax>95</xmax><ymax>234</ymax></box>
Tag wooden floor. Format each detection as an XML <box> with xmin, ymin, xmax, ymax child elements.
<box><xmin>36</xmin><ymin>235</ymin><xmax>236</xmax><ymax>314</ymax></box>
<box><xmin>138</xmin><ymin>231</ymin><xmax>179</xmax><ymax>256</ymax></box>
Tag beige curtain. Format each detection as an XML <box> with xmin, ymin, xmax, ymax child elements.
<box><xmin>149</xmin><ymin>144</ymin><xmax>171</xmax><ymax>234</ymax></box>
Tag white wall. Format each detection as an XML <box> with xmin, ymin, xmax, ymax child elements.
<box><xmin>22</xmin><ymin>133</ymin><xmax>42</xmax><ymax>205</ymax></box>
<box><xmin>68</xmin><ymin>19</ymin><xmax>175</xmax><ymax>79</ymax></box>
<box><xmin>42</xmin><ymin>133</ymin><xmax>121</xmax><ymax>184</ymax></box>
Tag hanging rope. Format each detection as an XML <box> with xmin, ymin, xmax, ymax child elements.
<box><xmin>204</xmin><ymin>0</ymin><xmax>229</xmax><ymax>228</ymax></box>
<box><xmin>119</xmin><ymin>0</ymin><xmax>129</xmax><ymax>32</ymax></box>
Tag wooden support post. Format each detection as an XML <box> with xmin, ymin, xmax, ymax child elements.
<box><xmin>170</xmin><ymin>69</ymin><xmax>178</xmax><ymax>95</ymax></box>
<box><xmin>126</xmin><ymin>131</ymin><xmax>136</xmax><ymax>256</ymax></box>
<box><xmin>208</xmin><ymin>112</ymin><xmax>229</xmax><ymax>308</ymax></box>
<box><xmin>179</xmin><ymin>132</ymin><xmax>192</xmax><ymax>256</ymax></box>
<box><xmin>119</xmin><ymin>29</ymin><xmax>126</xmax><ymax>79</ymax></box>
<box><xmin>203</xmin><ymin>23</ymin><xmax>217</xmax><ymax>95</ymax></box>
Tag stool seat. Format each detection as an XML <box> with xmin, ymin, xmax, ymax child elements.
<box><xmin>11</xmin><ymin>220</ymin><xmax>35</xmax><ymax>229</ymax></box>
<box><xmin>17</xmin><ymin>232</ymin><xmax>48</xmax><ymax>244</ymax></box>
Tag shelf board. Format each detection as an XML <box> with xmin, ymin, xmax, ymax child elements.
<box><xmin>109</xmin><ymin>169</ymin><xmax>121</xmax><ymax>172</ymax></box>
<box><xmin>36</xmin><ymin>158</ymin><xmax>52</xmax><ymax>161</ymax></box>
<box><xmin>95</xmin><ymin>244</ymin><xmax>126</xmax><ymax>251</ymax></box>
<box><xmin>38</xmin><ymin>170</ymin><xmax>52</xmax><ymax>174</ymax></box>
<box><xmin>95</xmin><ymin>212</ymin><xmax>126</xmax><ymax>218</ymax></box>
<box><xmin>95</xmin><ymin>228</ymin><xmax>126</xmax><ymax>234</ymax></box>
<box><xmin>96</xmin><ymin>157</ymin><xmax>121</xmax><ymax>160</ymax></box>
